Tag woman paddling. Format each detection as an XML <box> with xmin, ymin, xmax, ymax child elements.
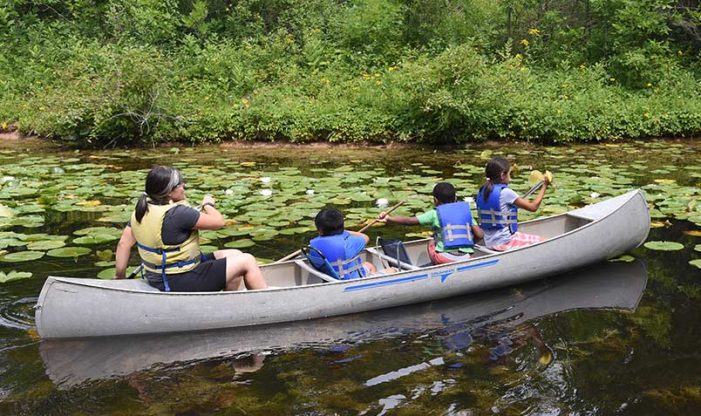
<box><xmin>114</xmin><ymin>165</ymin><xmax>268</xmax><ymax>292</ymax></box>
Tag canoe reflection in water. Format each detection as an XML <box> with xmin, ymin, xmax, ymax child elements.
<box><xmin>40</xmin><ymin>260</ymin><xmax>647</xmax><ymax>388</ymax></box>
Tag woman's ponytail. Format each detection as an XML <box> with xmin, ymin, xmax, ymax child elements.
<box><xmin>134</xmin><ymin>193</ymin><xmax>149</xmax><ymax>223</ymax></box>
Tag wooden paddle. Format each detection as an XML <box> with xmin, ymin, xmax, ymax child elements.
<box><xmin>275</xmin><ymin>200</ymin><xmax>406</xmax><ymax>263</ymax></box>
<box><xmin>523</xmin><ymin>170</ymin><xmax>553</xmax><ymax>198</ymax></box>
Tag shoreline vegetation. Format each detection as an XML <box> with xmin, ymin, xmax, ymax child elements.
<box><xmin>1</xmin><ymin>1</ymin><xmax>700</xmax><ymax>147</ymax></box>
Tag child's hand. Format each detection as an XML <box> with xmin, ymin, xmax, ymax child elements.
<box><xmin>378</xmin><ymin>211</ymin><xmax>389</xmax><ymax>222</ymax></box>
<box><xmin>544</xmin><ymin>171</ymin><xmax>554</xmax><ymax>185</ymax></box>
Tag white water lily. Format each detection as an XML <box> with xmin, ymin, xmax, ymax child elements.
<box><xmin>376</xmin><ymin>198</ymin><xmax>389</xmax><ymax>208</ymax></box>
<box><xmin>260</xmin><ymin>177</ymin><xmax>271</xmax><ymax>184</ymax></box>
<box><xmin>590</xmin><ymin>192</ymin><xmax>600</xmax><ymax>199</ymax></box>
<box><xmin>1</xmin><ymin>176</ymin><xmax>15</xmax><ymax>184</ymax></box>
<box><xmin>305</xmin><ymin>189</ymin><xmax>315</xmax><ymax>195</ymax></box>
<box><xmin>260</xmin><ymin>189</ymin><xmax>273</xmax><ymax>197</ymax></box>
<box><xmin>225</xmin><ymin>189</ymin><xmax>234</xmax><ymax>196</ymax></box>
<box><xmin>463</xmin><ymin>196</ymin><xmax>474</xmax><ymax>203</ymax></box>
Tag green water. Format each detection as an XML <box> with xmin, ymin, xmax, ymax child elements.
<box><xmin>0</xmin><ymin>139</ymin><xmax>700</xmax><ymax>415</ymax></box>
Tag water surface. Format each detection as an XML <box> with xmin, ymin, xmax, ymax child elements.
<box><xmin>0</xmin><ymin>139</ymin><xmax>700</xmax><ymax>415</ymax></box>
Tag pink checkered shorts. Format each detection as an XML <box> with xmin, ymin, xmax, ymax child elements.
<box><xmin>489</xmin><ymin>232</ymin><xmax>544</xmax><ymax>252</ymax></box>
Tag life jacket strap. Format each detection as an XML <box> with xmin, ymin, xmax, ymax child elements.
<box><xmin>441</xmin><ymin>224</ymin><xmax>473</xmax><ymax>242</ymax></box>
<box><xmin>136</xmin><ymin>242</ymin><xmax>181</xmax><ymax>254</ymax></box>
<box><xmin>478</xmin><ymin>209</ymin><xmax>518</xmax><ymax>225</ymax></box>
<box><xmin>142</xmin><ymin>258</ymin><xmax>201</xmax><ymax>270</ymax></box>
<box><xmin>138</xmin><ymin>243</ymin><xmax>201</xmax><ymax>292</ymax></box>
<box><xmin>330</xmin><ymin>256</ymin><xmax>366</xmax><ymax>280</ymax></box>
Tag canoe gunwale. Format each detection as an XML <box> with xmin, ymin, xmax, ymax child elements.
<box><xmin>43</xmin><ymin>189</ymin><xmax>645</xmax><ymax>295</ymax></box>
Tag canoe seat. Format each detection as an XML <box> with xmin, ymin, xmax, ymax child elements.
<box><xmin>366</xmin><ymin>247</ymin><xmax>419</xmax><ymax>271</ymax></box>
<box><xmin>294</xmin><ymin>259</ymin><xmax>341</xmax><ymax>283</ymax></box>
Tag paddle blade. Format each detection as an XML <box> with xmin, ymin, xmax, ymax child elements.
<box><xmin>528</xmin><ymin>170</ymin><xmax>544</xmax><ymax>184</ymax></box>
<box><xmin>544</xmin><ymin>170</ymin><xmax>554</xmax><ymax>184</ymax></box>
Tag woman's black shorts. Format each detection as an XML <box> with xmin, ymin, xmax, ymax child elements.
<box><xmin>146</xmin><ymin>253</ymin><xmax>227</xmax><ymax>292</ymax></box>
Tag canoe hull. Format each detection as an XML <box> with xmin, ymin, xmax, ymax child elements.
<box><xmin>35</xmin><ymin>190</ymin><xmax>650</xmax><ymax>338</ymax></box>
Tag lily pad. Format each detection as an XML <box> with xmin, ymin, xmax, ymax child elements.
<box><xmin>224</xmin><ymin>239</ymin><xmax>255</xmax><ymax>249</ymax></box>
<box><xmin>73</xmin><ymin>234</ymin><xmax>119</xmax><ymax>245</ymax></box>
<box><xmin>27</xmin><ymin>240</ymin><xmax>66</xmax><ymax>250</ymax></box>
<box><xmin>0</xmin><ymin>251</ymin><xmax>45</xmax><ymax>262</ymax></box>
<box><xmin>695</xmin><ymin>244</ymin><xmax>701</xmax><ymax>253</ymax></box>
<box><xmin>97</xmin><ymin>268</ymin><xmax>116</xmax><ymax>279</ymax></box>
<box><xmin>643</xmin><ymin>241</ymin><xmax>685</xmax><ymax>251</ymax></box>
<box><xmin>73</xmin><ymin>226</ymin><xmax>122</xmax><ymax>237</ymax></box>
<box><xmin>690</xmin><ymin>259</ymin><xmax>701</xmax><ymax>269</ymax></box>
<box><xmin>610</xmin><ymin>255</ymin><xmax>636</xmax><ymax>262</ymax></box>
<box><xmin>199</xmin><ymin>245</ymin><xmax>218</xmax><ymax>254</ymax></box>
<box><xmin>96</xmin><ymin>249</ymin><xmax>114</xmax><ymax>261</ymax></box>
<box><xmin>47</xmin><ymin>247</ymin><xmax>92</xmax><ymax>258</ymax></box>
<box><xmin>0</xmin><ymin>270</ymin><xmax>33</xmax><ymax>283</ymax></box>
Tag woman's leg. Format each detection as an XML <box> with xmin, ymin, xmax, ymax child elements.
<box><xmin>213</xmin><ymin>249</ymin><xmax>268</xmax><ymax>291</ymax></box>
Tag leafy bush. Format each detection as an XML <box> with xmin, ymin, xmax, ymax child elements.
<box><xmin>0</xmin><ymin>0</ymin><xmax>700</xmax><ymax>146</ymax></box>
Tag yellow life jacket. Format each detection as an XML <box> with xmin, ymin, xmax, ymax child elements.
<box><xmin>130</xmin><ymin>202</ymin><xmax>201</xmax><ymax>285</ymax></box>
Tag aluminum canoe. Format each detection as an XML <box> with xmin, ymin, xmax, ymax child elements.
<box><xmin>40</xmin><ymin>259</ymin><xmax>647</xmax><ymax>386</ymax></box>
<box><xmin>34</xmin><ymin>189</ymin><xmax>650</xmax><ymax>339</ymax></box>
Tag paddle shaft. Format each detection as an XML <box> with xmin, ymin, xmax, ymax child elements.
<box><xmin>522</xmin><ymin>180</ymin><xmax>545</xmax><ymax>199</ymax></box>
<box><xmin>358</xmin><ymin>200</ymin><xmax>405</xmax><ymax>233</ymax></box>
<box><xmin>126</xmin><ymin>264</ymin><xmax>143</xmax><ymax>280</ymax></box>
<box><xmin>275</xmin><ymin>200</ymin><xmax>406</xmax><ymax>263</ymax></box>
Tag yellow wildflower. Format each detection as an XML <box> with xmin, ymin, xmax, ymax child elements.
<box><xmin>515</xmin><ymin>53</ymin><xmax>523</xmax><ymax>60</ymax></box>
<box><xmin>644</xmin><ymin>112</ymin><xmax>650</xmax><ymax>118</ymax></box>
<box><xmin>520</xmin><ymin>39</ymin><xmax>529</xmax><ymax>47</ymax></box>
<box><xmin>528</xmin><ymin>28</ymin><xmax>540</xmax><ymax>36</ymax></box>
<box><xmin>388</xmin><ymin>66</ymin><xmax>397</xmax><ymax>72</ymax></box>
<box><xmin>1</xmin><ymin>122</ymin><xmax>6</xmax><ymax>130</ymax></box>
<box><xmin>646</xmin><ymin>83</ymin><xmax>652</xmax><ymax>88</ymax></box>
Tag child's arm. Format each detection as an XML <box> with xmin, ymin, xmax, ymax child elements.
<box><xmin>379</xmin><ymin>212</ymin><xmax>420</xmax><ymax>226</ymax></box>
<box><xmin>347</xmin><ymin>230</ymin><xmax>370</xmax><ymax>244</ymax></box>
<box><xmin>513</xmin><ymin>180</ymin><xmax>549</xmax><ymax>212</ymax></box>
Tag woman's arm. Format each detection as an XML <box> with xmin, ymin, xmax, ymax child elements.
<box><xmin>194</xmin><ymin>195</ymin><xmax>226</xmax><ymax>230</ymax></box>
<box><xmin>115</xmin><ymin>226</ymin><xmax>136</xmax><ymax>279</ymax></box>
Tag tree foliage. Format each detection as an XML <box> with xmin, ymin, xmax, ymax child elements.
<box><xmin>0</xmin><ymin>0</ymin><xmax>699</xmax><ymax>145</ymax></box>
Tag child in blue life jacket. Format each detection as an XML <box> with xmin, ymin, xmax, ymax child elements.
<box><xmin>307</xmin><ymin>207</ymin><xmax>378</xmax><ymax>280</ymax></box>
<box><xmin>379</xmin><ymin>182</ymin><xmax>484</xmax><ymax>265</ymax></box>
<box><xmin>475</xmin><ymin>157</ymin><xmax>551</xmax><ymax>251</ymax></box>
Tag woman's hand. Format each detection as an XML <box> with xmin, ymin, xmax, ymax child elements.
<box><xmin>202</xmin><ymin>194</ymin><xmax>216</xmax><ymax>206</ymax></box>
